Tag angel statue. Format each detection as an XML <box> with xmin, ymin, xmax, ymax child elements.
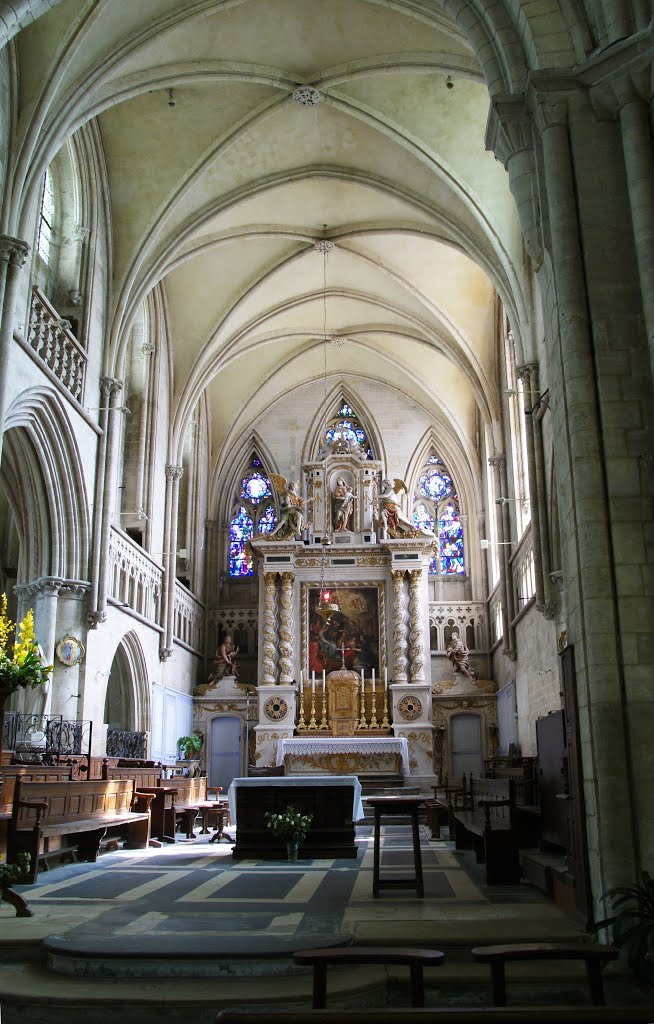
<box><xmin>379</xmin><ymin>478</ymin><xmax>434</xmax><ymax>539</ymax></box>
<box><xmin>267</xmin><ymin>475</ymin><xmax>305</xmax><ymax>541</ymax></box>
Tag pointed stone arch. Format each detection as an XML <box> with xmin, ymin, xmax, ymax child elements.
<box><xmin>105</xmin><ymin>629</ymin><xmax>151</xmax><ymax>735</ymax></box>
<box><xmin>1</xmin><ymin>388</ymin><xmax>90</xmax><ymax>581</ymax></box>
<box><xmin>301</xmin><ymin>380</ymin><xmax>385</xmax><ymax>467</ymax></box>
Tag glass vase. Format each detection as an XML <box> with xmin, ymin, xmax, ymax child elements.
<box><xmin>286</xmin><ymin>840</ymin><xmax>300</xmax><ymax>862</ymax></box>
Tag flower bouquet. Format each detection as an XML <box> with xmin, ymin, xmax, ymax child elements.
<box><xmin>264</xmin><ymin>805</ymin><xmax>313</xmax><ymax>861</ymax></box>
<box><xmin>0</xmin><ymin>595</ymin><xmax>52</xmax><ymax>694</ymax></box>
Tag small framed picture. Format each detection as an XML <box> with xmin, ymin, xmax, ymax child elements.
<box><xmin>56</xmin><ymin>634</ymin><xmax>85</xmax><ymax>667</ymax></box>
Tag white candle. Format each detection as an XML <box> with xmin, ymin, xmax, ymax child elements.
<box><xmin>361</xmin><ymin>669</ymin><xmax>365</xmax><ymax>691</ymax></box>
<box><xmin>322</xmin><ymin>669</ymin><xmax>326</xmax><ymax>690</ymax></box>
<box><xmin>312</xmin><ymin>671</ymin><xmax>316</xmax><ymax>694</ymax></box>
<box><xmin>371</xmin><ymin>668</ymin><xmax>375</xmax><ymax>693</ymax></box>
<box><xmin>384</xmin><ymin>667</ymin><xmax>388</xmax><ymax>687</ymax></box>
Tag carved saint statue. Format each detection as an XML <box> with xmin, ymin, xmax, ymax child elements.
<box><xmin>210</xmin><ymin>634</ymin><xmax>239</xmax><ymax>681</ymax></box>
<box><xmin>332</xmin><ymin>477</ymin><xmax>355</xmax><ymax>532</ymax></box>
<box><xmin>379</xmin><ymin>478</ymin><xmax>434</xmax><ymax>539</ymax></box>
<box><xmin>446</xmin><ymin>631</ymin><xmax>474</xmax><ymax>678</ymax></box>
<box><xmin>268</xmin><ymin>476</ymin><xmax>305</xmax><ymax>540</ymax></box>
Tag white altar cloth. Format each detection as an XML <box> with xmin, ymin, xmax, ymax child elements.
<box><xmin>276</xmin><ymin>736</ymin><xmax>410</xmax><ymax>776</ymax></box>
<box><xmin>228</xmin><ymin>775</ymin><xmax>365</xmax><ymax>823</ymax></box>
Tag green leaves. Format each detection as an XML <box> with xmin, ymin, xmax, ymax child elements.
<box><xmin>594</xmin><ymin>870</ymin><xmax>654</xmax><ymax>977</ymax></box>
<box><xmin>0</xmin><ymin>852</ymin><xmax>31</xmax><ymax>888</ymax></box>
<box><xmin>264</xmin><ymin>805</ymin><xmax>313</xmax><ymax>842</ymax></box>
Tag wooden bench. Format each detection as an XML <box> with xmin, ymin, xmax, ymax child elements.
<box><xmin>471</xmin><ymin>943</ymin><xmax>619</xmax><ymax>1006</ymax></box>
<box><xmin>293</xmin><ymin>946</ymin><xmax>445</xmax><ymax>1008</ymax></box>
<box><xmin>453</xmin><ymin>777</ymin><xmax>519</xmax><ymax>884</ymax></box>
<box><xmin>8</xmin><ymin>777</ymin><xmax>151</xmax><ymax>881</ymax></box>
<box><xmin>216</xmin><ymin>1009</ymin><xmax>654</xmax><ymax>1023</ymax></box>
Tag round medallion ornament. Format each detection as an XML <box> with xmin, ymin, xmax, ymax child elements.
<box><xmin>264</xmin><ymin>696</ymin><xmax>288</xmax><ymax>721</ymax></box>
<box><xmin>397</xmin><ymin>694</ymin><xmax>423</xmax><ymax>721</ymax></box>
<box><xmin>55</xmin><ymin>634</ymin><xmax>86</xmax><ymax>667</ymax></box>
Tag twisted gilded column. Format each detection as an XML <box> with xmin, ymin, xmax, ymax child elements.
<box><xmin>278</xmin><ymin>571</ymin><xmax>295</xmax><ymax>683</ymax></box>
<box><xmin>407</xmin><ymin>569</ymin><xmax>425</xmax><ymax>683</ymax></box>
<box><xmin>260</xmin><ymin>572</ymin><xmax>278</xmax><ymax>683</ymax></box>
<box><xmin>391</xmin><ymin>569</ymin><xmax>408</xmax><ymax>682</ymax></box>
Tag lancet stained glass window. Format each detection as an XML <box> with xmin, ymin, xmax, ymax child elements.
<box><xmin>323</xmin><ymin>401</ymin><xmax>374</xmax><ymax>459</ymax></box>
<box><xmin>413</xmin><ymin>453</ymin><xmax>465</xmax><ymax>575</ymax></box>
<box><xmin>229</xmin><ymin>455</ymin><xmax>277</xmax><ymax>576</ymax></box>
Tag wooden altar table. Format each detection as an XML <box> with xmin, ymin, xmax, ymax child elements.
<box><xmin>228</xmin><ymin>776</ymin><xmax>363</xmax><ymax>859</ymax></box>
<box><xmin>276</xmin><ymin>737</ymin><xmax>410</xmax><ymax>777</ymax></box>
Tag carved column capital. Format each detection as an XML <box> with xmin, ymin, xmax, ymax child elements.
<box><xmin>0</xmin><ymin>235</ymin><xmax>30</xmax><ymax>267</ymax></box>
<box><xmin>87</xmin><ymin>609</ymin><xmax>107</xmax><ymax>629</ymax></box>
<box><xmin>100</xmin><ymin>376</ymin><xmax>124</xmax><ymax>398</ymax></box>
<box><xmin>516</xmin><ymin>362</ymin><xmax>538</xmax><ymax>382</ymax></box>
<box><xmin>165</xmin><ymin>464</ymin><xmax>184</xmax><ymax>482</ymax></box>
<box><xmin>488</xmin><ymin>455</ymin><xmax>506</xmax><ymax>471</ymax></box>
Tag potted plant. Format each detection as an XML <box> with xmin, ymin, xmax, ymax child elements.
<box><xmin>0</xmin><ymin>852</ymin><xmax>32</xmax><ymax>916</ymax></box>
<box><xmin>264</xmin><ymin>805</ymin><xmax>313</xmax><ymax>861</ymax></box>
<box><xmin>177</xmin><ymin>733</ymin><xmax>203</xmax><ymax>774</ymax></box>
<box><xmin>594</xmin><ymin>870</ymin><xmax>654</xmax><ymax>982</ymax></box>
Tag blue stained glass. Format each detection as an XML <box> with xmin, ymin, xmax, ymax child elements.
<box><xmin>413</xmin><ymin>502</ymin><xmax>434</xmax><ymax>532</ymax></box>
<box><xmin>339</xmin><ymin>402</ymin><xmax>353</xmax><ymax>416</ymax></box>
<box><xmin>439</xmin><ymin>502</ymin><xmax>465</xmax><ymax>574</ymax></box>
<box><xmin>418</xmin><ymin>470</ymin><xmax>452</xmax><ymax>502</ymax></box>
<box><xmin>240</xmin><ymin>471</ymin><xmax>272</xmax><ymax>504</ymax></box>
<box><xmin>229</xmin><ymin>507</ymin><xmax>254</xmax><ymax>577</ymax></box>
<box><xmin>428</xmin><ymin>454</ymin><xmax>443</xmax><ymax>465</ymax></box>
<box><xmin>258</xmin><ymin>505</ymin><xmax>277</xmax><ymax>534</ymax></box>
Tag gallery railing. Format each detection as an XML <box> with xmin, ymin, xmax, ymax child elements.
<box><xmin>27</xmin><ymin>286</ymin><xmax>87</xmax><ymax>402</ymax></box>
<box><xmin>173</xmin><ymin>580</ymin><xmax>204</xmax><ymax>653</ymax></box>
<box><xmin>109</xmin><ymin>526</ymin><xmax>163</xmax><ymax>624</ymax></box>
<box><xmin>106</xmin><ymin>728</ymin><xmax>147</xmax><ymax>759</ymax></box>
<box><xmin>3</xmin><ymin>712</ymin><xmax>92</xmax><ymax>770</ymax></box>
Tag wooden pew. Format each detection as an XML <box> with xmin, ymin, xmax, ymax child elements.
<box><xmin>0</xmin><ymin>765</ymin><xmax>74</xmax><ymax>858</ymax></box>
<box><xmin>293</xmin><ymin>947</ymin><xmax>445</xmax><ymax>1008</ymax></box>
<box><xmin>8</xmin><ymin>777</ymin><xmax>151</xmax><ymax>881</ymax></box>
<box><xmin>216</xmin><ymin>1010</ymin><xmax>654</xmax><ymax>1023</ymax></box>
<box><xmin>471</xmin><ymin>943</ymin><xmax>619</xmax><ymax>1007</ymax></box>
<box><xmin>156</xmin><ymin>777</ymin><xmax>223</xmax><ymax>840</ymax></box>
<box><xmin>453</xmin><ymin>777</ymin><xmax>519</xmax><ymax>884</ymax></box>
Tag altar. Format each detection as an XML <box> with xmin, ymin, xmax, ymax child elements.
<box><xmin>228</xmin><ymin>776</ymin><xmax>363</xmax><ymax>859</ymax></box>
<box><xmin>276</xmin><ymin>736</ymin><xmax>410</xmax><ymax>777</ymax></box>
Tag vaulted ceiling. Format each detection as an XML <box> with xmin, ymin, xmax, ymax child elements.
<box><xmin>11</xmin><ymin>0</ymin><xmax>531</xmax><ymax>477</ymax></box>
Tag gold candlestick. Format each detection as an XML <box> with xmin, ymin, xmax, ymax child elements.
<box><xmin>308</xmin><ymin>688</ymin><xmax>318</xmax><ymax>730</ymax></box>
<box><xmin>358</xmin><ymin>680</ymin><xmax>368</xmax><ymax>729</ymax></box>
<box><xmin>369</xmin><ymin>681</ymin><xmax>378</xmax><ymax>728</ymax></box>
<box><xmin>381</xmin><ymin>684</ymin><xmax>390</xmax><ymax>729</ymax></box>
<box><xmin>297</xmin><ymin>682</ymin><xmax>307</xmax><ymax>731</ymax></box>
<box><xmin>319</xmin><ymin>684</ymin><xmax>329</xmax><ymax>730</ymax></box>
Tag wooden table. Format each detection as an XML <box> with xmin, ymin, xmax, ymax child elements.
<box><xmin>365</xmin><ymin>795</ymin><xmax>426</xmax><ymax>898</ymax></box>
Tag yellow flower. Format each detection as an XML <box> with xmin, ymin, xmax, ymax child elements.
<box><xmin>0</xmin><ymin>593</ymin><xmax>13</xmax><ymax>653</ymax></box>
<box><xmin>13</xmin><ymin>607</ymin><xmax>35</xmax><ymax>666</ymax></box>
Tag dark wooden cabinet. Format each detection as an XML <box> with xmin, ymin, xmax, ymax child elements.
<box><xmin>232</xmin><ymin>782</ymin><xmax>358</xmax><ymax>859</ymax></box>
<box><xmin>536</xmin><ymin>709</ymin><xmax>569</xmax><ymax>850</ymax></box>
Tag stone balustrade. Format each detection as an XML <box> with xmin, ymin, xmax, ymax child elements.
<box><xmin>28</xmin><ymin>286</ymin><xmax>87</xmax><ymax>402</ymax></box>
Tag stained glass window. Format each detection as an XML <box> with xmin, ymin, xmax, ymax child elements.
<box><xmin>37</xmin><ymin>169</ymin><xmax>55</xmax><ymax>265</ymax></box>
<box><xmin>413</xmin><ymin>453</ymin><xmax>465</xmax><ymax>575</ymax></box>
<box><xmin>228</xmin><ymin>456</ymin><xmax>277</xmax><ymax>576</ymax></box>
<box><xmin>439</xmin><ymin>501</ymin><xmax>464</xmax><ymax>574</ymax></box>
<box><xmin>323</xmin><ymin>401</ymin><xmax>374</xmax><ymax>459</ymax></box>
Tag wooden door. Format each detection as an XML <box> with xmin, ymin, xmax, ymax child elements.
<box><xmin>209</xmin><ymin>715</ymin><xmax>242</xmax><ymax>791</ymax></box>
<box><xmin>450</xmin><ymin>712</ymin><xmax>483</xmax><ymax>778</ymax></box>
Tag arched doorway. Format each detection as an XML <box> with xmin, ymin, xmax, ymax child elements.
<box><xmin>104</xmin><ymin>632</ymin><xmax>150</xmax><ymax>758</ymax></box>
<box><xmin>209</xmin><ymin>714</ymin><xmax>243</xmax><ymax>791</ymax></box>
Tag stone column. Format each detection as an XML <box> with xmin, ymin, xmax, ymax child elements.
<box><xmin>407</xmin><ymin>569</ymin><xmax>425</xmax><ymax>683</ymax></box>
<box><xmin>260</xmin><ymin>572</ymin><xmax>278</xmax><ymax>684</ymax></box>
<box><xmin>534</xmin><ymin>90</ymin><xmax>636</xmax><ymax>888</ymax></box>
<box><xmin>94</xmin><ymin>378</ymin><xmax>124</xmax><ymax>624</ymax></box>
<box><xmin>391</xmin><ymin>569</ymin><xmax>408</xmax><ymax>682</ymax></box>
<box><xmin>619</xmin><ymin>95</ymin><xmax>654</xmax><ymax>386</ymax></box>
<box><xmin>0</xmin><ymin>236</ymin><xmax>30</xmax><ymax>465</ymax></box>
<box><xmin>278</xmin><ymin>572</ymin><xmax>295</xmax><ymax>684</ymax></box>
<box><xmin>488</xmin><ymin>456</ymin><xmax>514</xmax><ymax>659</ymax></box>
<box><xmin>161</xmin><ymin>464</ymin><xmax>183</xmax><ymax>659</ymax></box>
<box><xmin>29</xmin><ymin>577</ymin><xmax>61</xmax><ymax>718</ymax></box>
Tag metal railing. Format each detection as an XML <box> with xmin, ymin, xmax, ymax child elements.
<box><xmin>3</xmin><ymin>712</ymin><xmax>92</xmax><ymax>769</ymax></box>
<box><xmin>106</xmin><ymin>729</ymin><xmax>147</xmax><ymax>759</ymax></box>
